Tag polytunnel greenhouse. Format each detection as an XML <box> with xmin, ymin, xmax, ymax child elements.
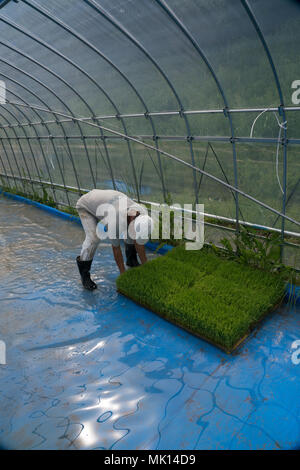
<box><xmin>0</xmin><ymin>0</ymin><xmax>299</xmax><ymax>452</ymax></box>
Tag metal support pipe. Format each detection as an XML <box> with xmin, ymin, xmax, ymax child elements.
<box><xmin>4</xmin><ymin>101</ymin><xmax>52</xmax><ymax>192</ymax></box>
<box><xmin>0</xmin><ymin>128</ymin><xmax>26</xmax><ymax>192</ymax></box>
<box><xmin>0</xmin><ymin>87</ymin><xmax>58</xmax><ymax>195</ymax></box>
<box><xmin>0</xmin><ymin>138</ymin><xmax>15</xmax><ymax>189</ymax></box>
<box><xmin>0</xmin><ymin>108</ymin><xmax>29</xmax><ymax>193</ymax></box>
<box><xmin>0</xmin><ymin>81</ymin><xmax>64</xmax><ymax>205</ymax></box>
<box><xmin>0</xmin><ymin>57</ymin><xmax>97</xmax><ymax>190</ymax></box>
<box><xmin>0</xmin><ymin>14</ymin><xmax>113</xmax><ymax>194</ymax></box>
<box><xmin>3</xmin><ymin>105</ymin><xmax>59</xmax><ymax>206</ymax></box>
<box><xmin>0</xmin><ymin>38</ymin><xmax>116</xmax><ymax>192</ymax></box>
<box><xmin>154</xmin><ymin>0</ymin><xmax>240</xmax><ymax>229</ymax></box>
<box><xmin>0</xmin><ymin>153</ymin><xmax>11</xmax><ymax>188</ymax></box>
<box><xmin>2</xmin><ymin>87</ymin><xmax>72</xmax><ymax>206</ymax></box>
<box><xmin>12</xmin><ymin>1</ymin><xmax>167</xmax><ymax>201</ymax></box>
<box><xmin>4</xmin><ymin>100</ymin><xmax>299</xmax><ymax>229</ymax></box>
<box><xmin>0</xmin><ymin>11</ymin><xmax>162</xmax><ymax>203</ymax></box>
<box><xmin>0</xmin><ymin>0</ymin><xmax>298</xmax><ymax>231</ymax></box>
<box><xmin>0</xmin><ymin>108</ymin><xmax>36</xmax><ymax>194</ymax></box>
<box><xmin>0</xmin><ymin>72</ymin><xmax>83</xmax><ymax>197</ymax></box>
<box><xmin>1</xmin><ymin>171</ymin><xmax>299</xmax><ymax>241</ymax></box>
<box><xmin>0</xmin><ymin>106</ymin><xmax>299</xmax><ymax>126</ymax></box>
<box><xmin>1</xmin><ymin>99</ymin><xmax>65</xmax><ymax>206</ymax></box>
<box><xmin>2</xmin><ymin>133</ymin><xmax>299</xmax><ymax>145</ymax></box>
<box><xmin>80</xmin><ymin>0</ymin><xmax>198</xmax><ymax>201</ymax></box>
<box><xmin>241</xmin><ymin>0</ymin><xmax>288</xmax><ymax>256</ymax></box>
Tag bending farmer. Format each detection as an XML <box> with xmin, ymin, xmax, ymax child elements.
<box><xmin>76</xmin><ymin>189</ymin><xmax>153</xmax><ymax>290</ymax></box>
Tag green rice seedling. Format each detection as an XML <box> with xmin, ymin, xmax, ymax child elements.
<box><xmin>117</xmin><ymin>246</ymin><xmax>286</xmax><ymax>352</ymax></box>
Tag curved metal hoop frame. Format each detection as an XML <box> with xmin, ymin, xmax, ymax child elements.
<box><xmin>0</xmin><ymin>0</ymin><xmax>299</xmax><ymax>247</ymax></box>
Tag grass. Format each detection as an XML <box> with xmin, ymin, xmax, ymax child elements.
<box><xmin>117</xmin><ymin>245</ymin><xmax>286</xmax><ymax>352</ymax></box>
<box><xmin>0</xmin><ymin>183</ymin><xmax>79</xmax><ymax>217</ymax></box>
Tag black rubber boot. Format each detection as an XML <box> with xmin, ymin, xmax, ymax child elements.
<box><xmin>125</xmin><ymin>243</ymin><xmax>140</xmax><ymax>268</ymax></box>
<box><xmin>76</xmin><ymin>256</ymin><xmax>97</xmax><ymax>290</ymax></box>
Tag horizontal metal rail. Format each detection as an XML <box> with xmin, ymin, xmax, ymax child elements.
<box><xmin>0</xmin><ymin>106</ymin><xmax>300</xmax><ymax>128</ymax></box>
<box><xmin>1</xmin><ymin>172</ymin><xmax>299</xmax><ymax>240</ymax></box>
<box><xmin>1</xmin><ymin>134</ymin><xmax>300</xmax><ymax>145</ymax></box>
<box><xmin>139</xmin><ymin>198</ymin><xmax>300</xmax><ymax>238</ymax></box>
<box><xmin>2</xmin><ymin>99</ymin><xmax>300</xmax><ymax>227</ymax></box>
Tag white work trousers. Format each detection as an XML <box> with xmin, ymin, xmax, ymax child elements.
<box><xmin>78</xmin><ymin>209</ymin><xmax>100</xmax><ymax>261</ymax></box>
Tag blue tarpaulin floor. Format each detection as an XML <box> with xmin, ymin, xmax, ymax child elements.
<box><xmin>0</xmin><ymin>195</ymin><xmax>299</xmax><ymax>450</ymax></box>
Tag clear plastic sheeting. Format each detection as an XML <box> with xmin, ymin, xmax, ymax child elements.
<box><xmin>0</xmin><ymin>0</ymin><xmax>299</xmax><ymax>253</ymax></box>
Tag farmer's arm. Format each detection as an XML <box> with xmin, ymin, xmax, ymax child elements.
<box><xmin>134</xmin><ymin>242</ymin><xmax>147</xmax><ymax>265</ymax></box>
<box><xmin>112</xmin><ymin>245</ymin><xmax>126</xmax><ymax>274</ymax></box>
